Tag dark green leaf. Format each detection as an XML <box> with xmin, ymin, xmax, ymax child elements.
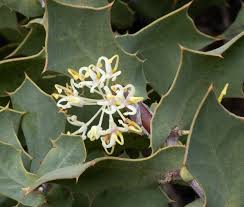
<box><xmin>151</xmin><ymin>32</ymin><xmax>244</xmax><ymax>151</ymax></box>
<box><xmin>10</xmin><ymin>77</ymin><xmax>66</xmax><ymax>172</ymax></box>
<box><xmin>116</xmin><ymin>3</ymin><xmax>214</xmax><ymax>94</ymax></box>
<box><xmin>185</xmin><ymin>88</ymin><xmax>244</xmax><ymax>207</ymax></box>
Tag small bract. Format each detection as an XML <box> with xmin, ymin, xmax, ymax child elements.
<box><xmin>53</xmin><ymin>55</ymin><xmax>144</xmax><ymax>154</ymax></box>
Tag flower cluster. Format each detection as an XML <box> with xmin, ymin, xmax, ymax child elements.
<box><xmin>52</xmin><ymin>55</ymin><xmax>143</xmax><ymax>154</ymax></box>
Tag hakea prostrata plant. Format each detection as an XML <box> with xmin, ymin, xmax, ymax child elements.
<box><xmin>52</xmin><ymin>55</ymin><xmax>144</xmax><ymax>154</ymax></box>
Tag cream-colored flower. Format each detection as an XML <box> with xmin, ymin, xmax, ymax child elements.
<box><xmin>53</xmin><ymin>55</ymin><xmax>144</xmax><ymax>154</ymax></box>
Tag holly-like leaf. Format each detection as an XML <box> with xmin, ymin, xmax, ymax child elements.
<box><xmin>0</xmin><ymin>105</ymin><xmax>31</xmax><ymax>158</ymax></box>
<box><xmin>116</xmin><ymin>2</ymin><xmax>214</xmax><ymax>94</ymax></box>
<box><xmin>128</xmin><ymin>0</ymin><xmax>190</xmax><ymax>22</ymax></box>
<box><xmin>111</xmin><ymin>0</ymin><xmax>134</xmax><ymax>31</ymax></box>
<box><xmin>185</xmin><ymin>199</ymin><xmax>204</xmax><ymax>207</ymax></box>
<box><xmin>10</xmin><ymin>76</ymin><xmax>66</xmax><ymax>172</ymax></box>
<box><xmin>0</xmin><ymin>6</ymin><xmax>17</xmax><ymax>31</ymax></box>
<box><xmin>43</xmin><ymin>184</ymin><xmax>73</xmax><ymax>207</ymax></box>
<box><xmin>7</xmin><ymin>19</ymin><xmax>46</xmax><ymax>58</ymax></box>
<box><xmin>0</xmin><ymin>141</ymin><xmax>44</xmax><ymax>206</ymax></box>
<box><xmin>37</xmin><ymin>134</ymin><xmax>86</xmax><ymax>176</ymax></box>
<box><xmin>45</xmin><ymin>0</ymin><xmax>146</xmax><ymax>97</ymax></box>
<box><xmin>0</xmin><ymin>195</ymin><xmax>17</xmax><ymax>206</ymax></box>
<box><xmin>223</xmin><ymin>3</ymin><xmax>244</xmax><ymax>39</ymax></box>
<box><xmin>0</xmin><ymin>43</ymin><xmax>18</xmax><ymax>59</ymax></box>
<box><xmin>0</xmin><ymin>6</ymin><xmax>22</xmax><ymax>45</ymax></box>
<box><xmin>56</xmin><ymin>0</ymin><xmax>108</xmax><ymax>7</ymax></box>
<box><xmin>185</xmin><ymin>87</ymin><xmax>244</xmax><ymax>207</ymax></box>
<box><xmin>0</xmin><ymin>49</ymin><xmax>45</xmax><ymax>96</ymax></box>
<box><xmin>0</xmin><ymin>0</ymin><xmax>43</xmax><ymax>18</ymax></box>
<box><xmin>69</xmin><ymin>146</ymin><xmax>185</xmax><ymax>207</ymax></box>
<box><xmin>151</xmin><ymin>32</ymin><xmax>244</xmax><ymax>152</ymax></box>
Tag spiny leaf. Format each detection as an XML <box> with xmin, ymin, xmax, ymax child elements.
<box><xmin>185</xmin><ymin>199</ymin><xmax>204</xmax><ymax>207</ymax></box>
<box><xmin>45</xmin><ymin>0</ymin><xmax>146</xmax><ymax>97</ymax></box>
<box><xmin>128</xmin><ymin>0</ymin><xmax>190</xmax><ymax>21</ymax></box>
<box><xmin>0</xmin><ymin>0</ymin><xmax>43</xmax><ymax>18</ymax></box>
<box><xmin>43</xmin><ymin>184</ymin><xmax>73</xmax><ymax>207</ymax></box>
<box><xmin>151</xmin><ymin>32</ymin><xmax>244</xmax><ymax>152</ymax></box>
<box><xmin>0</xmin><ymin>105</ymin><xmax>30</xmax><ymax>158</ymax></box>
<box><xmin>67</xmin><ymin>146</ymin><xmax>185</xmax><ymax>207</ymax></box>
<box><xmin>0</xmin><ymin>6</ymin><xmax>17</xmax><ymax>31</ymax></box>
<box><xmin>223</xmin><ymin>3</ymin><xmax>244</xmax><ymax>39</ymax></box>
<box><xmin>0</xmin><ymin>43</ymin><xmax>18</xmax><ymax>59</ymax></box>
<box><xmin>185</xmin><ymin>87</ymin><xmax>244</xmax><ymax>207</ymax></box>
<box><xmin>111</xmin><ymin>0</ymin><xmax>134</xmax><ymax>31</ymax></box>
<box><xmin>116</xmin><ymin>2</ymin><xmax>214</xmax><ymax>94</ymax></box>
<box><xmin>7</xmin><ymin>19</ymin><xmax>46</xmax><ymax>58</ymax></box>
<box><xmin>0</xmin><ymin>49</ymin><xmax>45</xmax><ymax>96</ymax></box>
<box><xmin>0</xmin><ymin>141</ymin><xmax>44</xmax><ymax>206</ymax></box>
<box><xmin>37</xmin><ymin>134</ymin><xmax>86</xmax><ymax>176</ymax></box>
<box><xmin>10</xmin><ymin>76</ymin><xmax>66</xmax><ymax>172</ymax></box>
<box><xmin>56</xmin><ymin>0</ymin><xmax>108</xmax><ymax>7</ymax></box>
<box><xmin>0</xmin><ymin>195</ymin><xmax>17</xmax><ymax>206</ymax></box>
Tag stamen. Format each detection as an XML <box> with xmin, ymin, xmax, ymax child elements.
<box><xmin>109</xmin><ymin>54</ymin><xmax>119</xmax><ymax>72</ymax></box>
<box><xmin>53</xmin><ymin>55</ymin><xmax>144</xmax><ymax>154</ymax></box>
<box><xmin>68</xmin><ymin>68</ymin><xmax>84</xmax><ymax>80</ymax></box>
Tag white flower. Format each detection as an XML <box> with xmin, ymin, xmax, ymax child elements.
<box><xmin>53</xmin><ymin>55</ymin><xmax>144</xmax><ymax>154</ymax></box>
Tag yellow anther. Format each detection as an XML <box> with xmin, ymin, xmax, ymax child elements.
<box><xmin>218</xmin><ymin>83</ymin><xmax>229</xmax><ymax>103</ymax></box>
<box><xmin>52</xmin><ymin>93</ymin><xmax>60</xmax><ymax>99</ymax></box>
<box><xmin>97</xmin><ymin>62</ymin><xmax>103</xmax><ymax>68</ymax></box>
<box><xmin>96</xmin><ymin>72</ymin><xmax>101</xmax><ymax>79</ymax></box>
<box><xmin>113</xmin><ymin>131</ymin><xmax>124</xmax><ymax>145</ymax></box>
<box><xmin>68</xmin><ymin>68</ymin><xmax>82</xmax><ymax>80</ymax></box>
<box><xmin>109</xmin><ymin>54</ymin><xmax>119</xmax><ymax>72</ymax></box>
<box><xmin>126</xmin><ymin>119</ymin><xmax>142</xmax><ymax>134</ymax></box>
<box><xmin>128</xmin><ymin>97</ymin><xmax>144</xmax><ymax>104</ymax></box>
<box><xmin>115</xmin><ymin>101</ymin><xmax>121</xmax><ymax>106</ymax></box>
<box><xmin>87</xmin><ymin>126</ymin><xmax>98</xmax><ymax>141</ymax></box>
<box><xmin>111</xmin><ymin>86</ymin><xmax>117</xmax><ymax>92</ymax></box>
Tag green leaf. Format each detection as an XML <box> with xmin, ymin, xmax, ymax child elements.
<box><xmin>223</xmin><ymin>3</ymin><xmax>244</xmax><ymax>39</ymax></box>
<box><xmin>0</xmin><ymin>96</ymin><xmax>10</xmax><ymax>106</ymax></box>
<box><xmin>0</xmin><ymin>0</ymin><xmax>43</xmax><ymax>18</ymax></box>
<box><xmin>43</xmin><ymin>184</ymin><xmax>73</xmax><ymax>207</ymax></box>
<box><xmin>10</xmin><ymin>77</ymin><xmax>66</xmax><ymax>172</ymax></box>
<box><xmin>0</xmin><ymin>195</ymin><xmax>17</xmax><ymax>206</ymax></box>
<box><xmin>111</xmin><ymin>0</ymin><xmax>134</xmax><ymax>30</ymax></box>
<box><xmin>128</xmin><ymin>0</ymin><xmax>190</xmax><ymax>21</ymax></box>
<box><xmin>116</xmin><ymin>2</ymin><xmax>214</xmax><ymax>94</ymax></box>
<box><xmin>0</xmin><ymin>141</ymin><xmax>44</xmax><ymax>206</ymax></box>
<box><xmin>7</xmin><ymin>19</ymin><xmax>46</xmax><ymax>58</ymax></box>
<box><xmin>0</xmin><ymin>6</ymin><xmax>17</xmax><ymax>31</ymax></box>
<box><xmin>45</xmin><ymin>0</ymin><xmax>146</xmax><ymax>97</ymax></box>
<box><xmin>0</xmin><ymin>43</ymin><xmax>18</xmax><ymax>59</ymax></box>
<box><xmin>36</xmin><ymin>71</ymin><xmax>69</xmax><ymax>95</ymax></box>
<box><xmin>185</xmin><ymin>87</ymin><xmax>244</xmax><ymax>207</ymax></box>
<box><xmin>69</xmin><ymin>146</ymin><xmax>185</xmax><ymax>207</ymax></box>
<box><xmin>0</xmin><ymin>49</ymin><xmax>45</xmax><ymax>97</ymax></box>
<box><xmin>185</xmin><ymin>199</ymin><xmax>204</xmax><ymax>207</ymax></box>
<box><xmin>0</xmin><ymin>105</ymin><xmax>31</xmax><ymax>158</ymax></box>
<box><xmin>151</xmin><ymin>32</ymin><xmax>244</xmax><ymax>151</ymax></box>
<box><xmin>0</xmin><ymin>6</ymin><xmax>23</xmax><ymax>44</ymax></box>
<box><xmin>37</xmin><ymin>134</ymin><xmax>86</xmax><ymax>176</ymax></box>
<box><xmin>56</xmin><ymin>0</ymin><xmax>108</xmax><ymax>7</ymax></box>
